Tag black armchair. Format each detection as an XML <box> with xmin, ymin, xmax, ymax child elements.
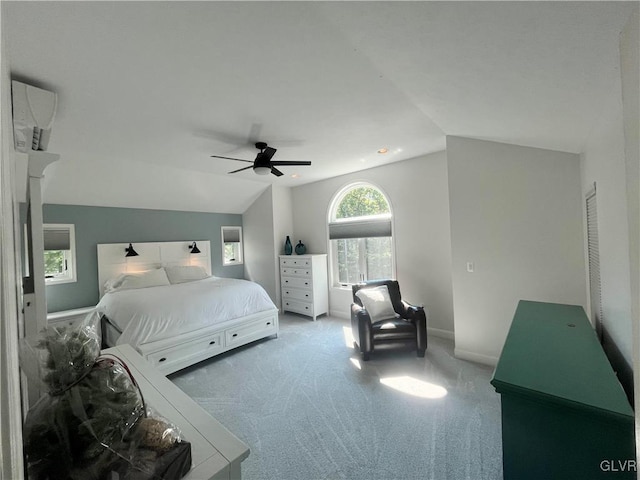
<box><xmin>351</xmin><ymin>280</ymin><xmax>427</xmax><ymax>361</ymax></box>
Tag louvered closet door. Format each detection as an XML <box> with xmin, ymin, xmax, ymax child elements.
<box><xmin>586</xmin><ymin>187</ymin><xmax>603</xmax><ymax>341</ymax></box>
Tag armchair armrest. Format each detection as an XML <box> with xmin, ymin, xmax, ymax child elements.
<box><xmin>399</xmin><ymin>300</ymin><xmax>424</xmax><ymax>319</ymax></box>
<box><xmin>400</xmin><ymin>301</ymin><xmax>427</xmax><ymax>354</ymax></box>
<box><xmin>350</xmin><ymin>303</ymin><xmax>374</xmax><ymax>357</ymax></box>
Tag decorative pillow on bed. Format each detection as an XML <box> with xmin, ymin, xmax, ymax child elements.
<box><xmin>107</xmin><ymin>268</ymin><xmax>171</xmax><ymax>292</ymax></box>
<box><xmin>164</xmin><ymin>265</ymin><xmax>209</xmax><ymax>284</ymax></box>
<box><xmin>355</xmin><ymin>285</ymin><xmax>397</xmax><ymax>323</ymax></box>
<box><xmin>104</xmin><ymin>274</ymin><xmax>127</xmax><ymax>293</ymax></box>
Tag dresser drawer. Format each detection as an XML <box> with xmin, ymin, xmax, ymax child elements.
<box><xmin>281</xmin><ymin>276</ymin><xmax>311</xmax><ymax>289</ymax></box>
<box><xmin>226</xmin><ymin>316</ymin><xmax>278</xmax><ymax>347</ymax></box>
<box><xmin>147</xmin><ymin>333</ymin><xmax>224</xmax><ymax>370</ymax></box>
<box><xmin>282</xmin><ymin>287</ymin><xmax>312</xmax><ymax>302</ymax></box>
<box><xmin>282</xmin><ymin>299</ymin><xmax>314</xmax><ymax>316</ymax></box>
<box><xmin>280</xmin><ymin>267</ymin><xmax>311</xmax><ymax>278</ymax></box>
<box><xmin>280</xmin><ymin>257</ymin><xmax>311</xmax><ymax>268</ymax></box>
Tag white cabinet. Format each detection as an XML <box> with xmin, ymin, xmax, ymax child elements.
<box><xmin>47</xmin><ymin>306</ymin><xmax>95</xmax><ymax>328</ymax></box>
<box><xmin>280</xmin><ymin>254</ymin><xmax>328</xmax><ymax>320</ymax></box>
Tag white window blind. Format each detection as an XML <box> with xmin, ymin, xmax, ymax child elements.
<box><xmin>586</xmin><ymin>186</ymin><xmax>603</xmax><ymax>340</ymax></box>
<box><xmin>328</xmin><ymin>217</ymin><xmax>392</xmax><ymax>240</ymax></box>
<box><xmin>43</xmin><ymin>227</ymin><xmax>71</xmax><ymax>250</ymax></box>
<box><xmin>222</xmin><ymin>228</ymin><xmax>241</xmax><ymax>243</ymax></box>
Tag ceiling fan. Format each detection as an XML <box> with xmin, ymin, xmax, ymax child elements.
<box><xmin>211</xmin><ymin>142</ymin><xmax>311</xmax><ymax>177</ymax></box>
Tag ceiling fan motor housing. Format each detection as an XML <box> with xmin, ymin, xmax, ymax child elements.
<box><xmin>253</xmin><ymin>154</ymin><xmax>272</xmax><ymax>174</ymax></box>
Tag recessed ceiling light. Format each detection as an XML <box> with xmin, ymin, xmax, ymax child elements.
<box><xmin>377</xmin><ymin>147</ymin><xmax>389</xmax><ymax>154</ymax></box>
<box><xmin>291</xmin><ymin>173</ymin><xmax>300</xmax><ymax>178</ymax></box>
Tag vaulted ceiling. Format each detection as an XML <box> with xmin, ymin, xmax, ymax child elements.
<box><xmin>4</xmin><ymin>1</ymin><xmax>634</xmax><ymax>213</ymax></box>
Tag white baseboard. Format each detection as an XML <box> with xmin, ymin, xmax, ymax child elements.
<box><xmin>454</xmin><ymin>348</ymin><xmax>499</xmax><ymax>367</ymax></box>
<box><xmin>329</xmin><ymin>309</ymin><xmax>349</xmax><ymax>320</ymax></box>
<box><xmin>427</xmin><ymin>327</ymin><xmax>454</xmax><ymax>340</ymax></box>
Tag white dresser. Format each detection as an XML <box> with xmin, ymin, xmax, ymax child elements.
<box><xmin>279</xmin><ymin>254</ymin><xmax>328</xmax><ymax>320</ymax></box>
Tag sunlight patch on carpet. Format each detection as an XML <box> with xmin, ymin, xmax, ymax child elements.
<box><xmin>380</xmin><ymin>376</ymin><xmax>448</xmax><ymax>399</ymax></box>
<box><xmin>342</xmin><ymin>326</ymin><xmax>355</xmax><ymax>348</ymax></box>
<box><xmin>349</xmin><ymin>357</ymin><xmax>362</xmax><ymax>370</ymax></box>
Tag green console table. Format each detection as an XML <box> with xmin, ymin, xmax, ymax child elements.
<box><xmin>491</xmin><ymin>300</ymin><xmax>635</xmax><ymax>479</ymax></box>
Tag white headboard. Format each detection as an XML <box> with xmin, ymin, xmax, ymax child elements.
<box><xmin>97</xmin><ymin>241</ymin><xmax>211</xmax><ymax>297</ymax></box>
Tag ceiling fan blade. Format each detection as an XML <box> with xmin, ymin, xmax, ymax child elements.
<box><xmin>271</xmin><ymin>167</ymin><xmax>284</xmax><ymax>177</ymax></box>
<box><xmin>262</xmin><ymin>146</ymin><xmax>277</xmax><ymax>162</ymax></box>
<box><xmin>228</xmin><ymin>165</ymin><xmax>254</xmax><ymax>174</ymax></box>
<box><xmin>270</xmin><ymin>161</ymin><xmax>312</xmax><ymax>166</ymax></box>
<box><xmin>211</xmin><ymin>155</ymin><xmax>253</xmax><ymax>163</ymax></box>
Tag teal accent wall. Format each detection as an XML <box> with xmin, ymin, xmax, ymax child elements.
<box><xmin>21</xmin><ymin>204</ymin><xmax>243</xmax><ymax>313</ymax></box>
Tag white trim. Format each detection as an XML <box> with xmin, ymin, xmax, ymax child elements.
<box><xmin>329</xmin><ymin>308</ymin><xmax>350</xmax><ymax>320</ymax></box>
<box><xmin>427</xmin><ymin>327</ymin><xmax>455</xmax><ymax>340</ymax></box>
<box><xmin>454</xmin><ymin>347</ymin><xmax>499</xmax><ymax>367</ymax></box>
<box><xmin>0</xmin><ymin>24</ymin><xmax>26</xmax><ymax>473</ymax></box>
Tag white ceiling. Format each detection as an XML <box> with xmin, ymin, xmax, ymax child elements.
<box><xmin>4</xmin><ymin>1</ymin><xmax>634</xmax><ymax>213</ymax></box>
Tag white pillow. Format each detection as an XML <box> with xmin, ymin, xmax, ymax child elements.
<box><xmin>164</xmin><ymin>265</ymin><xmax>209</xmax><ymax>284</ymax></box>
<box><xmin>355</xmin><ymin>285</ymin><xmax>397</xmax><ymax>323</ymax></box>
<box><xmin>108</xmin><ymin>268</ymin><xmax>171</xmax><ymax>292</ymax></box>
<box><xmin>104</xmin><ymin>274</ymin><xmax>126</xmax><ymax>293</ymax></box>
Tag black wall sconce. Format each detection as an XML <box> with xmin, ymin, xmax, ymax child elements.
<box><xmin>189</xmin><ymin>242</ymin><xmax>201</xmax><ymax>254</ymax></box>
<box><xmin>125</xmin><ymin>243</ymin><xmax>139</xmax><ymax>257</ymax></box>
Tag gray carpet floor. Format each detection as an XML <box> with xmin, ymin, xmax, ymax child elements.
<box><xmin>170</xmin><ymin>313</ymin><xmax>503</xmax><ymax>480</ymax></box>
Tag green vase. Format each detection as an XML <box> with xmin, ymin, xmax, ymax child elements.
<box><xmin>284</xmin><ymin>236</ymin><xmax>293</xmax><ymax>255</ymax></box>
<box><xmin>295</xmin><ymin>240</ymin><xmax>306</xmax><ymax>255</ymax></box>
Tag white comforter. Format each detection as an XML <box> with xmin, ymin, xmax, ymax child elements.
<box><xmin>96</xmin><ymin>276</ymin><xmax>276</xmax><ymax>348</ymax></box>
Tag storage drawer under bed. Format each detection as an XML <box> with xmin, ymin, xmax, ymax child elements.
<box><xmin>146</xmin><ymin>332</ymin><xmax>225</xmax><ymax>370</ymax></box>
<box><xmin>226</xmin><ymin>316</ymin><xmax>278</xmax><ymax>347</ymax></box>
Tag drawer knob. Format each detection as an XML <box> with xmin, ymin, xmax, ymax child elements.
<box><xmin>266</xmin><ymin>322</ymin><xmax>271</xmax><ymax>325</ymax></box>
<box><xmin>209</xmin><ymin>340</ymin><xmax>216</xmax><ymax>345</ymax></box>
<box><xmin>232</xmin><ymin>333</ymin><xmax>238</xmax><ymax>337</ymax></box>
<box><xmin>159</xmin><ymin>357</ymin><xmax>167</xmax><ymax>362</ymax></box>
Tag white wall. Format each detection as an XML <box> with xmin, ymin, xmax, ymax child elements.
<box><xmin>291</xmin><ymin>151</ymin><xmax>454</xmax><ymax>337</ymax></box>
<box><xmin>243</xmin><ymin>185</ymin><xmax>294</xmax><ymax>309</ymax></box>
<box><xmin>271</xmin><ymin>185</ymin><xmax>294</xmax><ymax>308</ymax></box>
<box><xmin>447</xmin><ymin>136</ymin><xmax>586</xmax><ymax>365</ymax></box>
<box><xmin>619</xmin><ymin>6</ymin><xmax>639</xmax><ymax>426</ymax></box>
<box><xmin>580</xmin><ymin>73</ymin><xmax>633</xmax><ymax>372</ymax></box>
<box><xmin>243</xmin><ymin>186</ymin><xmax>278</xmax><ymax>303</ymax></box>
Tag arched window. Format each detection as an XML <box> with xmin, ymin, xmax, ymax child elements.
<box><xmin>328</xmin><ymin>183</ymin><xmax>394</xmax><ymax>285</ymax></box>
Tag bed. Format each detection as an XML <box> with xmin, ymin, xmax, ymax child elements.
<box><xmin>96</xmin><ymin>241</ymin><xmax>279</xmax><ymax>374</ymax></box>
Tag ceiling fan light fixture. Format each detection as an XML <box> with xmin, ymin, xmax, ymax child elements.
<box><xmin>254</xmin><ymin>166</ymin><xmax>271</xmax><ymax>175</ymax></box>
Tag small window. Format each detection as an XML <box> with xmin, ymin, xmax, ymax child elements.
<box><xmin>221</xmin><ymin>226</ymin><xmax>243</xmax><ymax>266</ymax></box>
<box><xmin>41</xmin><ymin>224</ymin><xmax>77</xmax><ymax>284</ymax></box>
